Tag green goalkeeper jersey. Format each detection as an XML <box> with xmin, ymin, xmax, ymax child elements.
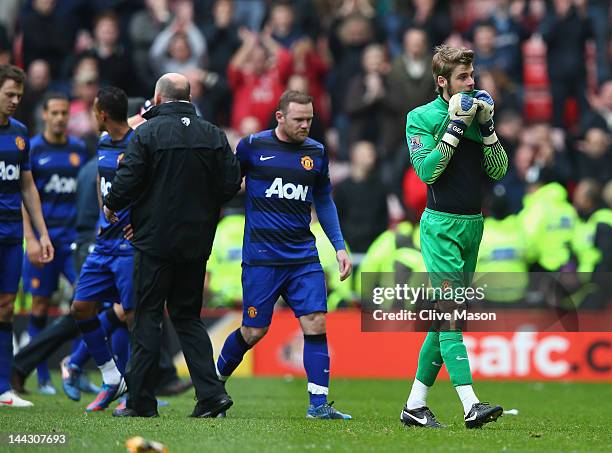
<box><xmin>406</xmin><ymin>94</ymin><xmax>508</xmax><ymax>215</ymax></box>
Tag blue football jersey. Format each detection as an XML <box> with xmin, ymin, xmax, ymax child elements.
<box><xmin>0</xmin><ymin>118</ymin><xmax>30</xmax><ymax>243</ymax></box>
<box><xmin>238</xmin><ymin>129</ymin><xmax>332</xmax><ymax>265</ymax></box>
<box><xmin>29</xmin><ymin>134</ymin><xmax>88</xmax><ymax>245</ymax></box>
<box><xmin>95</xmin><ymin>130</ymin><xmax>134</xmax><ymax>256</ymax></box>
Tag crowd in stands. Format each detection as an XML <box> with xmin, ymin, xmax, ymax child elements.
<box><xmin>5</xmin><ymin>0</ymin><xmax>611</xmax><ymax>310</ymax></box>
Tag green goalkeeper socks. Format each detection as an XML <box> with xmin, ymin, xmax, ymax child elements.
<box><xmin>439</xmin><ymin>331</ymin><xmax>473</xmax><ymax>387</ymax></box>
<box><xmin>414</xmin><ymin>331</ymin><xmax>444</xmax><ymax>387</ymax></box>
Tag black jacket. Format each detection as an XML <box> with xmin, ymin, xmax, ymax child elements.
<box><xmin>104</xmin><ymin>102</ymin><xmax>241</xmax><ymax>261</ymax></box>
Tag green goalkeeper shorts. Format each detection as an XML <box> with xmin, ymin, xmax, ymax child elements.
<box><xmin>420</xmin><ymin>208</ymin><xmax>484</xmax><ymax>288</ymax></box>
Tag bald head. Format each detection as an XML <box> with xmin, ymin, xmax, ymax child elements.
<box><xmin>154</xmin><ymin>73</ymin><xmax>191</xmax><ymax>104</ymax></box>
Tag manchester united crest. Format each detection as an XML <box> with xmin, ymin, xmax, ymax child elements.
<box><xmin>247</xmin><ymin>306</ymin><xmax>258</xmax><ymax>318</ymax></box>
<box><xmin>15</xmin><ymin>136</ymin><xmax>26</xmax><ymax>151</ymax></box>
<box><xmin>300</xmin><ymin>156</ymin><xmax>313</xmax><ymax>170</ymax></box>
<box><xmin>69</xmin><ymin>153</ymin><xmax>81</xmax><ymax>167</ymax></box>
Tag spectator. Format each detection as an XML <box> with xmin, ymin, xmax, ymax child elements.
<box><xmin>574</xmin><ymin>127</ymin><xmax>612</xmax><ymax>184</ymax></box>
<box><xmin>14</xmin><ymin>60</ymin><xmax>51</xmax><ymax>134</ymax></box>
<box><xmin>291</xmin><ymin>37</ymin><xmax>330</xmax><ymax>126</ymax></box>
<box><xmin>227</xmin><ymin>28</ymin><xmax>293</xmax><ymax>131</ymax></box>
<box><xmin>585</xmin><ymin>79</ymin><xmax>612</xmax><ymax>132</ymax></box>
<box><xmin>385</xmin><ymin>27</ymin><xmax>435</xmax><ymax>157</ymax></box>
<box><xmin>405</xmin><ymin>0</ymin><xmax>452</xmax><ymax>48</ymax></box>
<box><xmin>67</xmin><ymin>56</ymin><xmax>100</xmax><ymax>152</ymax></box>
<box><xmin>129</xmin><ymin>0</ymin><xmax>172</xmax><ymax>94</ymax></box>
<box><xmin>149</xmin><ymin>0</ymin><xmax>207</xmax><ymax>77</ymax></box>
<box><xmin>334</xmin><ymin>141</ymin><xmax>388</xmax><ymax>253</ymax></box>
<box><xmin>487</xmin><ymin>0</ymin><xmax>531</xmax><ymax>84</ymax></box>
<box><xmin>540</xmin><ymin>0</ymin><xmax>592</xmax><ymax>129</ymax></box>
<box><xmin>495</xmin><ymin>109</ymin><xmax>523</xmax><ymax>162</ymax></box>
<box><xmin>84</xmin><ymin>11</ymin><xmax>136</xmax><ymax>95</ymax></box>
<box><xmin>500</xmin><ymin>140</ymin><xmax>534</xmax><ymax>213</ymax></box>
<box><xmin>267</xmin><ymin>1</ymin><xmax>304</xmax><ymax>49</ymax></box>
<box><xmin>344</xmin><ymin>44</ymin><xmax>392</xmax><ymax>153</ymax></box>
<box><xmin>19</xmin><ymin>0</ymin><xmax>70</xmax><ymax>79</ymax></box>
<box><xmin>472</xmin><ymin>21</ymin><xmax>502</xmax><ymax>74</ymax></box>
<box><xmin>573</xmin><ymin>178</ymin><xmax>602</xmax><ymax>221</ymax></box>
<box><xmin>203</xmin><ymin>0</ymin><xmax>241</xmax><ymax>75</ymax></box>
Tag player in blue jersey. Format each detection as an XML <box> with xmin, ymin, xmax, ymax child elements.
<box><xmin>216</xmin><ymin>90</ymin><xmax>353</xmax><ymax>419</ymax></box>
<box><xmin>69</xmin><ymin>87</ymin><xmax>133</xmax><ymax>412</ymax></box>
<box><xmin>22</xmin><ymin>92</ymin><xmax>88</xmax><ymax>395</ymax></box>
<box><xmin>0</xmin><ymin>64</ymin><xmax>54</xmax><ymax>407</ymax></box>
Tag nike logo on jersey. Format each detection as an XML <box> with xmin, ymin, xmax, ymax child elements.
<box><xmin>323</xmin><ymin>369</ymin><xmax>330</xmax><ymax>373</ymax></box>
<box><xmin>432</xmin><ymin>361</ymin><xmax>442</xmax><ymax>367</ymax></box>
<box><xmin>456</xmin><ymin>356</ymin><xmax>469</xmax><ymax>361</ymax></box>
<box><xmin>259</xmin><ymin>155</ymin><xmax>275</xmax><ymax>161</ymax></box>
<box><xmin>405</xmin><ymin>412</ymin><xmax>428</xmax><ymax>424</ymax></box>
<box><xmin>98</xmin><ymin>155</ymin><xmax>105</xmax><ymax>161</ymax></box>
<box><xmin>38</xmin><ymin>156</ymin><xmax>52</xmax><ymax>165</ymax></box>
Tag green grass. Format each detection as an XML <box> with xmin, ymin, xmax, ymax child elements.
<box><xmin>2</xmin><ymin>376</ymin><xmax>612</xmax><ymax>453</ymax></box>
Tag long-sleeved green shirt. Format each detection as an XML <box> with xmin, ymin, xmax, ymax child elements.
<box><xmin>406</xmin><ymin>95</ymin><xmax>508</xmax><ymax>215</ymax></box>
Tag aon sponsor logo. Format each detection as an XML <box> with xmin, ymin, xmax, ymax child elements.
<box><xmin>44</xmin><ymin>175</ymin><xmax>77</xmax><ymax>193</ymax></box>
<box><xmin>0</xmin><ymin>161</ymin><xmax>20</xmax><ymax>181</ymax></box>
<box><xmin>265</xmin><ymin>177</ymin><xmax>308</xmax><ymax>201</ymax></box>
<box><xmin>100</xmin><ymin>176</ymin><xmax>112</xmax><ymax>196</ymax></box>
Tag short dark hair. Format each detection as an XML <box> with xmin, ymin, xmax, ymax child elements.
<box><xmin>42</xmin><ymin>92</ymin><xmax>69</xmax><ymax>110</ymax></box>
<box><xmin>432</xmin><ymin>45</ymin><xmax>474</xmax><ymax>96</ymax></box>
<box><xmin>0</xmin><ymin>64</ymin><xmax>25</xmax><ymax>89</ymax></box>
<box><xmin>96</xmin><ymin>86</ymin><xmax>128</xmax><ymax>122</ymax></box>
<box><xmin>156</xmin><ymin>76</ymin><xmax>190</xmax><ymax>102</ymax></box>
<box><xmin>278</xmin><ymin>90</ymin><xmax>312</xmax><ymax>114</ymax></box>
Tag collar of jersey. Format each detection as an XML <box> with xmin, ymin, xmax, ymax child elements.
<box><xmin>143</xmin><ymin>101</ymin><xmax>196</xmax><ymax>120</ymax></box>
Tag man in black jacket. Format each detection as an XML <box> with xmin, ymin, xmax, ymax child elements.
<box><xmin>103</xmin><ymin>72</ymin><xmax>241</xmax><ymax>418</ymax></box>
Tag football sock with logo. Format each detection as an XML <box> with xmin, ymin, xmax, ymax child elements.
<box><xmin>0</xmin><ymin>322</ymin><xmax>13</xmax><ymax>393</ymax></box>
<box><xmin>111</xmin><ymin>325</ymin><xmax>130</xmax><ymax>375</ymax></box>
<box><xmin>456</xmin><ymin>385</ymin><xmax>479</xmax><ymax>415</ymax></box>
<box><xmin>414</xmin><ymin>331</ymin><xmax>443</xmax><ymax>386</ymax></box>
<box><xmin>439</xmin><ymin>331</ymin><xmax>473</xmax><ymax>387</ymax></box>
<box><xmin>28</xmin><ymin>314</ymin><xmax>51</xmax><ymax>384</ymax></box>
<box><xmin>304</xmin><ymin>334</ymin><xmax>329</xmax><ymax>407</ymax></box>
<box><xmin>216</xmin><ymin>328</ymin><xmax>251</xmax><ymax>380</ymax></box>
<box><xmin>76</xmin><ymin>317</ymin><xmax>120</xmax><ymax>384</ymax></box>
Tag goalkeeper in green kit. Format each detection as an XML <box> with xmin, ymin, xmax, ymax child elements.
<box><xmin>400</xmin><ymin>45</ymin><xmax>508</xmax><ymax>429</ymax></box>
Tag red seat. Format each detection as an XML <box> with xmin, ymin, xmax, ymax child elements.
<box><xmin>523</xmin><ymin>61</ymin><xmax>549</xmax><ymax>89</ymax></box>
<box><xmin>524</xmin><ymin>91</ymin><xmax>552</xmax><ymax>122</ymax></box>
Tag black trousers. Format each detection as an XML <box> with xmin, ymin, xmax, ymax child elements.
<box><xmin>126</xmin><ymin>250</ymin><xmax>224</xmax><ymax>413</ymax></box>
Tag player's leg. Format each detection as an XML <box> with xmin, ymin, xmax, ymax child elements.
<box><xmin>400</xmin><ymin>212</ymin><xmax>457</xmax><ymax>427</ymax></box>
<box><xmin>71</xmin><ymin>253</ymin><xmax>125</xmax><ymax>411</ymax></box>
<box><xmin>287</xmin><ymin>263</ymin><xmax>351</xmax><ymax>420</ymax></box>
<box><xmin>457</xmin><ymin>217</ymin><xmax>502</xmax><ymax>428</ymax></box>
<box><xmin>23</xmin><ymin>252</ymin><xmax>60</xmax><ymax>394</ymax></box>
<box><xmin>216</xmin><ymin>265</ymin><xmax>280</xmax><ymax>381</ymax></box>
<box><xmin>0</xmin><ymin>244</ymin><xmax>33</xmax><ymax>407</ymax></box>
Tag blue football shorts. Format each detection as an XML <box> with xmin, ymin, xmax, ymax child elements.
<box><xmin>73</xmin><ymin>251</ymin><xmax>134</xmax><ymax>310</ymax></box>
<box><xmin>242</xmin><ymin>262</ymin><xmax>327</xmax><ymax>327</ymax></box>
<box><xmin>23</xmin><ymin>243</ymin><xmax>77</xmax><ymax>297</ymax></box>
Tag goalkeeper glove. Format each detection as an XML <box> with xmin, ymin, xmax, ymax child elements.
<box><xmin>442</xmin><ymin>93</ymin><xmax>478</xmax><ymax>148</ymax></box>
<box><xmin>474</xmin><ymin>90</ymin><xmax>499</xmax><ymax>146</ymax></box>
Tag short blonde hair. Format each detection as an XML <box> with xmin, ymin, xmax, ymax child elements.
<box><xmin>432</xmin><ymin>45</ymin><xmax>474</xmax><ymax>96</ymax></box>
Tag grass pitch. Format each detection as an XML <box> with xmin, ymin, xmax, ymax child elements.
<box><xmin>2</xmin><ymin>376</ymin><xmax>611</xmax><ymax>453</ymax></box>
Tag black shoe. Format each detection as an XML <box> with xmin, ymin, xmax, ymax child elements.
<box><xmin>464</xmin><ymin>402</ymin><xmax>503</xmax><ymax>429</ymax></box>
<box><xmin>156</xmin><ymin>378</ymin><xmax>193</xmax><ymax>396</ymax></box>
<box><xmin>190</xmin><ymin>394</ymin><xmax>233</xmax><ymax>418</ymax></box>
<box><xmin>10</xmin><ymin>368</ymin><xmax>29</xmax><ymax>395</ymax></box>
<box><xmin>400</xmin><ymin>406</ymin><xmax>443</xmax><ymax>428</ymax></box>
<box><xmin>112</xmin><ymin>407</ymin><xmax>159</xmax><ymax>417</ymax></box>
